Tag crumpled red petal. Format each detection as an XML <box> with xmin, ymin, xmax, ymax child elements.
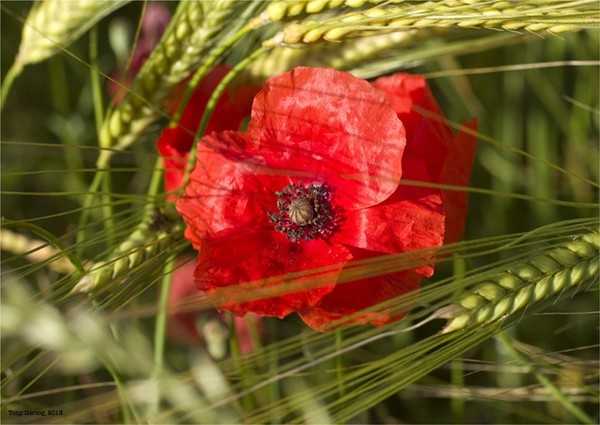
<box><xmin>331</xmin><ymin>191</ymin><xmax>444</xmax><ymax>277</ymax></box>
<box><xmin>372</xmin><ymin>73</ymin><xmax>478</xmax><ymax>246</ymax></box>
<box><xmin>299</xmin><ymin>249</ymin><xmax>423</xmax><ymax>330</ymax></box>
<box><xmin>330</xmin><ymin>146</ymin><xmax>447</xmax><ymax>277</ymax></box>
<box><xmin>176</xmin><ymin>131</ymin><xmax>294</xmax><ymax>248</ymax></box>
<box><xmin>195</xmin><ymin>227</ymin><xmax>351</xmax><ymax>318</ymax></box>
<box><xmin>248</xmin><ymin>67</ymin><xmax>406</xmax><ymax>211</ymax></box>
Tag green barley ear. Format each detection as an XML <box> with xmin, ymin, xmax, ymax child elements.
<box><xmin>2</xmin><ymin>0</ymin><xmax>129</xmax><ymax>108</ymax></box>
<box><xmin>14</xmin><ymin>0</ymin><xmax>129</xmax><ymax>70</ymax></box>
<box><xmin>265</xmin><ymin>0</ymin><xmax>596</xmax><ymax>46</ymax></box>
<box><xmin>442</xmin><ymin>231</ymin><xmax>600</xmax><ymax>333</ymax></box>
<box><xmin>97</xmin><ymin>0</ymin><xmax>245</xmax><ymax>169</ymax></box>
<box><xmin>71</xmin><ymin>205</ymin><xmax>183</xmax><ymax>294</ymax></box>
<box><xmin>262</xmin><ymin>0</ymin><xmax>378</xmax><ymax>23</ymax></box>
<box><xmin>246</xmin><ymin>29</ymin><xmax>432</xmax><ymax>82</ymax></box>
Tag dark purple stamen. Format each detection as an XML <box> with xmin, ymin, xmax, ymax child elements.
<box><xmin>268</xmin><ymin>182</ymin><xmax>335</xmax><ymax>242</ymax></box>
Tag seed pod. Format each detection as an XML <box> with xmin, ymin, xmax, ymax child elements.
<box><xmin>288</xmin><ymin>198</ymin><xmax>315</xmax><ymax>226</ymax></box>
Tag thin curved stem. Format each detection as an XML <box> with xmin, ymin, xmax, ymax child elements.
<box><xmin>148</xmin><ymin>256</ymin><xmax>176</xmax><ymax>418</ymax></box>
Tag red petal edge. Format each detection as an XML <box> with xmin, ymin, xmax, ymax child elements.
<box><xmin>300</xmin><ymin>249</ymin><xmax>424</xmax><ymax>330</ymax></box>
<box><xmin>373</xmin><ymin>73</ymin><xmax>453</xmax><ymax>182</ymax></box>
<box><xmin>441</xmin><ymin>119</ymin><xmax>478</xmax><ymax>245</ymax></box>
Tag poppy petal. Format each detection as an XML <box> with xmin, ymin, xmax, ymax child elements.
<box><xmin>195</xmin><ymin>227</ymin><xmax>352</xmax><ymax>318</ymax></box>
<box><xmin>331</xmin><ymin>139</ymin><xmax>446</xmax><ymax>277</ymax></box>
<box><xmin>441</xmin><ymin>119</ymin><xmax>478</xmax><ymax>245</ymax></box>
<box><xmin>176</xmin><ymin>131</ymin><xmax>295</xmax><ymax>248</ymax></box>
<box><xmin>249</xmin><ymin>66</ymin><xmax>406</xmax><ymax>211</ymax></box>
<box><xmin>373</xmin><ymin>73</ymin><xmax>453</xmax><ymax>181</ymax></box>
<box><xmin>332</xmin><ymin>190</ymin><xmax>444</xmax><ymax>277</ymax></box>
<box><xmin>300</xmin><ymin>251</ymin><xmax>423</xmax><ymax>330</ymax></box>
<box><xmin>157</xmin><ymin>127</ymin><xmax>192</xmax><ymax>197</ymax></box>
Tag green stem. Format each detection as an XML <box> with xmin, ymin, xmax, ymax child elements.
<box><xmin>497</xmin><ymin>332</ymin><xmax>593</xmax><ymax>425</ymax></box>
<box><xmin>89</xmin><ymin>27</ymin><xmax>105</xmax><ymax>137</ymax></box>
<box><xmin>149</xmin><ymin>256</ymin><xmax>176</xmax><ymax>417</ymax></box>
<box><xmin>146</xmin><ymin>157</ymin><xmax>166</xmax><ymax>211</ymax></box>
<box><xmin>154</xmin><ymin>257</ymin><xmax>175</xmax><ymax>370</ymax></box>
<box><xmin>229</xmin><ymin>320</ymin><xmax>255</xmax><ymax>412</ymax></box>
<box><xmin>105</xmin><ymin>362</ymin><xmax>138</xmax><ymax>424</ymax></box>
<box><xmin>450</xmin><ymin>359</ymin><xmax>464</xmax><ymax>423</ymax></box>
<box><xmin>244</xmin><ymin>315</ymin><xmax>263</xmax><ymax>356</ymax></box>
<box><xmin>76</xmin><ymin>171</ymin><xmax>103</xmax><ymax>256</ymax></box>
<box><xmin>90</xmin><ymin>26</ymin><xmax>116</xmax><ymax>248</ymax></box>
<box><xmin>180</xmin><ymin>46</ymin><xmax>267</xmax><ymax>192</ymax></box>
<box><xmin>267</xmin><ymin>319</ymin><xmax>281</xmax><ymax>424</ymax></box>
<box><xmin>1</xmin><ymin>61</ymin><xmax>23</xmax><ymax>111</ymax></box>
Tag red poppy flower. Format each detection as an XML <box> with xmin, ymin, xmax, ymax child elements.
<box><xmin>176</xmin><ymin>66</ymin><xmax>477</xmax><ymax>331</ymax></box>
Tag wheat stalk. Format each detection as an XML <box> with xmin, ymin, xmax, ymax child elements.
<box><xmin>71</xmin><ymin>207</ymin><xmax>183</xmax><ymax>294</ymax></box>
<box><xmin>246</xmin><ymin>28</ymin><xmax>434</xmax><ymax>80</ymax></box>
<box><xmin>261</xmin><ymin>0</ymin><xmax>387</xmax><ymax>22</ymax></box>
<box><xmin>2</xmin><ymin>0</ymin><xmax>129</xmax><ymax>108</ymax></box>
<box><xmin>442</xmin><ymin>231</ymin><xmax>600</xmax><ymax>333</ymax></box>
<box><xmin>97</xmin><ymin>0</ymin><xmax>243</xmax><ymax>168</ymax></box>
<box><xmin>0</xmin><ymin>228</ymin><xmax>75</xmax><ymax>274</ymax></box>
<box><xmin>266</xmin><ymin>0</ymin><xmax>597</xmax><ymax>45</ymax></box>
<box><xmin>14</xmin><ymin>0</ymin><xmax>129</xmax><ymax>69</ymax></box>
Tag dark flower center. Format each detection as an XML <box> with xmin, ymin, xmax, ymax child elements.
<box><xmin>268</xmin><ymin>182</ymin><xmax>335</xmax><ymax>243</ymax></box>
